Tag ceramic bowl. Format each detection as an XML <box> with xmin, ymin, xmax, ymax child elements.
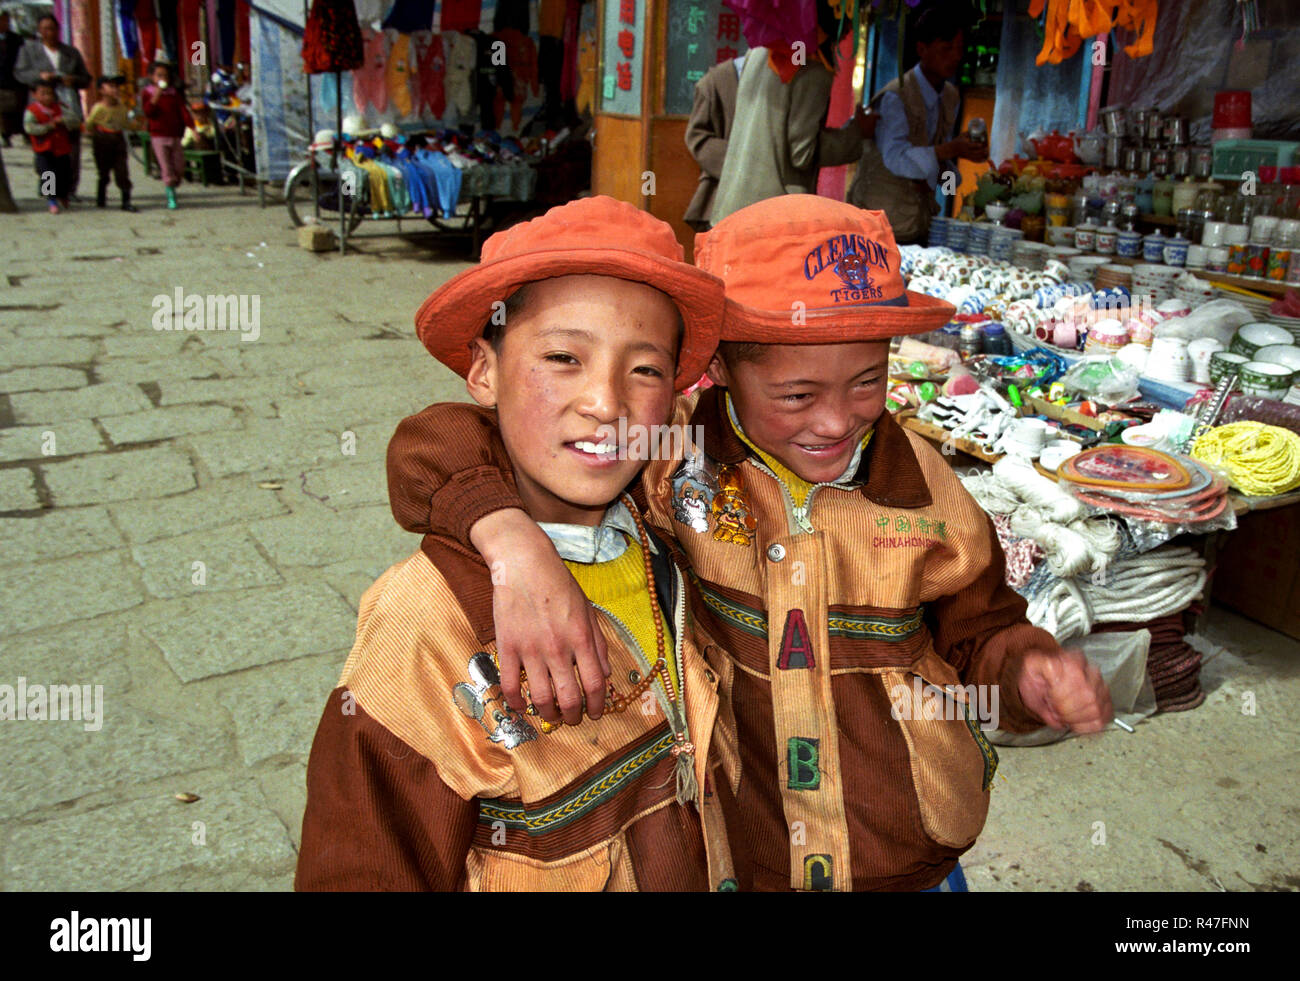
<box><xmin>1254</xmin><ymin>344</ymin><xmax>1300</xmax><ymax>374</ymax></box>
<box><xmin>1187</xmin><ymin>337</ymin><xmax>1225</xmax><ymax>383</ymax></box>
<box><xmin>1039</xmin><ymin>439</ymin><xmax>1083</xmax><ymax>472</ymax></box>
<box><xmin>985</xmin><ymin>203</ymin><xmax>1010</xmax><ymax>222</ymax></box>
<box><xmin>1209</xmin><ymin>351</ymin><xmax>1249</xmax><ymax>386</ymax></box>
<box><xmin>1230</xmin><ymin>322</ymin><xmax>1295</xmax><ymax>358</ymax></box>
<box><xmin>1239</xmin><ymin>360</ymin><xmax>1294</xmax><ymax>397</ymax></box>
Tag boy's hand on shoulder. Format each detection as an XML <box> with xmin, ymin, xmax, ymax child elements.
<box><xmin>473</xmin><ymin>509</ymin><xmax>611</xmax><ymax>727</ymax></box>
<box><xmin>1018</xmin><ymin>648</ymin><xmax>1113</xmax><ymax>733</ymax></box>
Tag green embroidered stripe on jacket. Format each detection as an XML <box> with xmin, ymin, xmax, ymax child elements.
<box><xmin>479</xmin><ymin>730</ymin><xmax>676</xmax><ymax>834</ymax></box>
<box><xmin>696</xmin><ymin>577</ymin><xmax>923</xmax><ymax>643</ymax></box>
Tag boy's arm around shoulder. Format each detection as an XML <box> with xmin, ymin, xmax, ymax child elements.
<box><xmin>296</xmin><ymin>562</ymin><xmax>499</xmax><ymax>891</ymax></box>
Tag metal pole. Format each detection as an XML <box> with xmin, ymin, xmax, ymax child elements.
<box><xmin>304</xmin><ymin>0</ymin><xmax>318</xmax><ymax>220</ymax></box>
<box><xmin>336</xmin><ymin>71</ymin><xmax>344</xmax><ymax>255</ymax></box>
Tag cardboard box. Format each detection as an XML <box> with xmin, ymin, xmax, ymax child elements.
<box><xmin>297</xmin><ymin>224</ymin><xmax>336</xmax><ymax>252</ymax></box>
<box><xmin>1211</xmin><ymin>502</ymin><xmax>1300</xmax><ymax>641</ymax></box>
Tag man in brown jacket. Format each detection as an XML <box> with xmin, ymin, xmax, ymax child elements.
<box><xmin>382</xmin><ymin>196</ymin><xmax>1113</xmax><ymax>891</ymax></box>
<box><xmin>683</xmin><ymin>56</ymin><xmax>742</xmax><ymax>233</ymax></box>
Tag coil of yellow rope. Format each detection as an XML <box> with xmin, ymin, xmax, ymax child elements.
<box><xmin>1191</xmin><ymin>421</ymin><xmax>1300</xmax><ymax>497</ymax></box>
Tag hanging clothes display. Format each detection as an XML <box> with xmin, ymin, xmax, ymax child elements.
<box><xmin>353</xmin><ymin>28</ymin><xmax>388</xmax><ymax>113</ymax></box>
<box><xmin>156</xmin><ymin>0</ymin><xmax>180</xmax><ymax>63</ymax></box>
<box><xmin>493</xmin><ymin>0</ymin><xmax>529</xmax><ymax>34</ymax></box>
<box><xmin>469</xmin><ymin>29</ymin><xmax>501</xmax><ymax>130</ymax></box>
<box><xmin>382</xmin><ymin>0</ymin><xmax>435</xmax><ymax>34</ymax></box>
<box><xmin>302</xmin><ymin>0</ymin><xmax>364</xmax><ymax>74</ymax></box>
<box><xmin>439</xmin><ymin>0</ymin><xmax>482</xmax><ymax>33</ymax></box>
<box><xmin>492</xmin><ymin>28</ymin><xmax>537</xmax><ymax>134</ymax></box>
<box><xmin>385</xmin><ymin>32</ymin><xmax>414</xmax><ymax>117</ymax></box>
<box><xmin>116</xmin><ymin>0</ymin><xmax>140</xmax><ymax>60</ymax></box>
<box><xmin>442</xmin><ymin>30</ymin><xmax>476</xmax><ymax>120</ymax></box>
<box><xmin>575</xmin><ymin>22</ymin><xmax>597</xmax><ymax>117</ymax></box>
<box><xmin>354</xmin><ymin>0</ymin><xmax>387</xmax><ymax>29</ymax></box>
<box><xmin>135</xmin><ymin>0</ymin><xmax>158</xmax><ymax>64</ymax></box>
<box><xmin>414</xmin><ymin>145</ymin><xmax>463</xmax><ymax>216</ymax></box>
<box><xmin>413</xmin><ymin>32</ymin><xmax>446</xmax><ymax>119</ymax></box>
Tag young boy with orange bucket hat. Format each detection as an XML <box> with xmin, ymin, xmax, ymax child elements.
<box><xmin>296</xmin><ymin>196</ymin><xmax>740</xmax><ymax>891</ymax></box>
<box><xmin>385</xmin><ymin>195</ymin><xmax>1113</xmax><ymax>891</ymax></box>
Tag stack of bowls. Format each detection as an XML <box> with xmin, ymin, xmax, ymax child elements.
<box><xmin>1012</xmin><ymin>240</ymin><xmax>1049</xmax><ymax>271</ymax></box>
<box><xmin>968</xmin><ymin>223</ymin><xmax>994</xmax><ymax>256</ymax></box>
<box><xmin>1230</xmin><ymin>322</ymin><xmax>1294</xmax><ymax>359</ymax></box>
<box><xmin>1239</xmin><ymin>361</ymin><xmax>1294</xmax><ymax>398</ymax></box>
<box><xmin>989</xmin><ymin>226</ymin><xmax>1023</xmax><ymax>262</ymax></box>
<box><xmin>1145</xmin><ymin>335</ymin><xmax>1192</xmax><ymax>382</ymax></box>
<box><xmin>1094</xmin><ymin>263</ymin><xmax>1134</xmax><ymax>292</ymax></box>
<box><xmin>947</xmin><ymin>221</ymin><xmax>970</xmax><ymax>253</ymax></box>
<box><xmin>1068</xmin><ymin>254</ymin><xmax>1110</xmax><ymax>284</ymax></box>
<box><xmin>1209</xmin><ymin>351</ymin><xmax>1249</xmax><ymax>386</ymax></box>
<box><xmin>928</xmin><ymin>217</ymin><xmax>951</xmax><ymax>248</ymax></box>
<box><xmin>1132</xmin><ymin>264</ymin><xmax>1182</xmax><ymax>304</ymax></box>
<box><xmin>1254</xmin><ymin>344</ymin><xmax>1300</xmax><ymax>377</ymax></box>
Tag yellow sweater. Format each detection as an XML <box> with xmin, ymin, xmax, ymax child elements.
<box><xmin>564</xmin><ymin>540</ymin><xmax>679</xmax><ymax>700</ymax></box>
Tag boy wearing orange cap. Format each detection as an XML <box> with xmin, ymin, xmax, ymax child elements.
<box><xmin>387</xmin><ymin>195</ymin><xmax>1113</xmax><ymax>892</ymax></box>
<box><xmin>296</xmin><ymin>196</ymin><xmax>739</xmax><ymax>891</ymax></box>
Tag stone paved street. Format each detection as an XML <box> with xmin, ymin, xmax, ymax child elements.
<box><xmin>2</xmin><ymin>144</ymin><xmax>1297</xmax><ymax>892</ymax></box>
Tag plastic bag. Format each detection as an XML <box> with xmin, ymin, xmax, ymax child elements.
<box><xmin>985</xmin><ymin>630</ymin><xmax>1157</xmax><ymax>746</ymax></box>
<box><xmin>1061</xmin><ymin>356</ymin><xmax>1141</xmax><ymax>403</ymax></box>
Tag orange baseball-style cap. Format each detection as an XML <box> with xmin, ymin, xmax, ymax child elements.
<box><xmin>415</xmin><ymin>196</ymin><xmax>724</xmax><ymax>392</ymax></box>
<box><xmin>694</xmin><ymin>194</ymin><xmax>956</xmax><ymax>342</ymax></box>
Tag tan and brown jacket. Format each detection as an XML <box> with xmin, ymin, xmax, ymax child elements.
<box><xmin>296</xmin><ymin>470</ymin><xmax>739</xmax><ymax>891</ymax></box>
<box><xmin>386</xmin><ymin>392</ymin><xmax>1056</xmax><ymax>891</ymax></box>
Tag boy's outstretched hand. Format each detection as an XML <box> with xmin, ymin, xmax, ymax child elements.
<box><xmin>1018</xmin><ymin>648</ymin><xmax>1113</xmax><ymax>733</ymax></box>
<box><xmin>472</xmin><ymin>509</ymin><xmax>610</xmax><ymax>727</ymax></box>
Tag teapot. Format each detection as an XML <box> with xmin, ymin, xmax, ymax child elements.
<box><xmin>1071</xmin><ymin>129</ymin><xmax>1105</xmax><ymax>166</ymax></box>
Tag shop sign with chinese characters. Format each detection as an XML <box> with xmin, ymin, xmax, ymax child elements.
<box><xmin>664</xmin><ymin>0</ymin><xmax>749</xmax><ymax>115</ymax></box>
<box><xmin>601</xmin><ymin>0</ymin><xmax>645</xmax><ymax>114</ymax></box>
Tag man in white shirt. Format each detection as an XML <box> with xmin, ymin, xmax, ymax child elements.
<box><xmin>14</xmin><ymin>14</ymin><xmax>91</xmax><ymax>197</ymax></box>
<box><xmin>848</xmin><ymin>7</ymin><xmax>986</xmax><ymax>244</ymax></box>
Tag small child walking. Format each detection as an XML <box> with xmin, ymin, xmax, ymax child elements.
<box><xmin>23</xmin><ymin>79</ymin><xmax>71</xmax><ymax>214</ymax></box>
<box><xmin>84</xmin><ymin>74</ymin><xmax>138</xmax><ymax>212</ymax></box>
<box><xmin>140</xmin><ymin>61</ymin><xmax>193</xmax><ymax>209</ymax></box>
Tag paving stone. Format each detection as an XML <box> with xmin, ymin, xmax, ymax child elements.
<box><xmin>3</xmin><ymin>779</ymin><xmax>294</xmax><ymax>890</ymax></box>
<box><xmin>0</xmin><ymin>366</ymin><xmax>88</xmax><ymax>393</ymax></box>
<box><xmin>109</xmin><ymin>476</ymin><xmax>289</xmax><ymax>544</ymax></box>
<box><xmin>132</xmin><ymin>529</ymin><xmax>283</xmax><ymax>598</ymax></box>
<box><xmin>94</xmin><ymin>355</ymin><xmax>226</xmax><ymax>384</ymax></box>
<box><xmin>215</xmin><ymin>653</ymin><xmax>343</xmax><ymax>765</ymax></box>
<box><xmin>272</xmin><ymin>383</ymin><xmax>429</xmax><ymax>428</ymax></box>
<box><xmin>0</xmin><ymin>337</ymin><xmax>98</xmax><ymax>367</ymax></box>
<box><xmin>0</xmin><ymin>613</ymin><xmax>133</xmax><ymax>675</ymax></box>
<box><xmin>255</xmin><ymin>763</ymin><xmax>309</xmax><ymax>850</ymax></box>
<box><xmin>185</xmin><ymin>421</ymin><xmax>347</xmax><ymax>478</ymax></box>
<box><xmin>156</xmin><ymin>375</ymin><xmax>300</xmax><ymax>407</ymax></box>
<box><xmin>101</xmin><ymin>332</ymin><xmax>192</xmax><ymax>358</ymax></box>
<box><xmin>0</xmin><ymin>507</ymin><xmax>123</xmax><ymax>563</ymax></box>
<box><xmin>10</xmin><ymin>382</ymin><xmax>152</xmax><ymax>425</ymax></box>
<box><xmin>0</xmin><ymin>419</ymin><xmax>106</xmax><ymax>463</ymax></box>
<box><xmin>0</xmin><ymin>468</ymin><xmax>39</xmax><ymax>510</ymax></box>
<box><xmin>41</xmin><ymin>445</ymin><xmax>196</xmax><ymax>506</ymax></box>
<box><xmin>250</xmin><ymin>505</ymin><xmax>410</xmax><ymax>568</ymax></box>
<box><xmin>298</xmin><ymin>460</ymin><xmax>389</xmax><ymax>510</ymax></box>
<box><xmin>137</xmin><ymin>583</ymin><xmax>358</xmax><ymax>682</ymax></box>
<box><xmin>100</xmin><ymin>404</ymin><xmax>238</xmax><ymax>445</ymax></box>
<box><xmin>0</xmin><ymin>550</ymin><xmax>145</xmax><ymax>635</ymax></box>
<box><xmin>13</xmin><ymin>321</ymin><xmax>119</xmax><ymax>338</ymax></box>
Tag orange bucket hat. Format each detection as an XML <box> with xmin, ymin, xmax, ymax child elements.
<box><xmin>415</xmin><ymin>196</ymin><xmax>725</xmax><ymax>392</ymax></box>
<box><xmin>694</xmin><ymin>194</ymin><xmax>956</xmax><ymax>342</ymax></box>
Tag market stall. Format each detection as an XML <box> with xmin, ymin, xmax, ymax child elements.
<box><xmin>886</xmin><ymin>241</ymin><xmax>1300</xmax><ymax>728</ymax></box>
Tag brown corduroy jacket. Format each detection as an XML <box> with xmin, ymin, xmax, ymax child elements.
<box><xmin>385</xmin><ymin>391</ymin><xmax>1057</xmax><ymax>891</ymax></box>
<box><xmin>296</xmin><ymin>476</ymin><xmax>739</xmax><ymax>892</ymax></box>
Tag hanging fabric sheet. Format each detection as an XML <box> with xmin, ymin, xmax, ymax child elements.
<box><xmin>413</xmin><ymin>31</ymin><xmax>446</xmax><ymax>119</ymax></box>
<box><xmin>135</xmin><ymin>0</ymin><xmax>158</xmax><ymax>64</ymax></box>
<box><xmin>116</xmin><ymin>0</ymin><xmax>140</xmax><ymax>60</ymax></box>
<box><xmin>383</xmin><ymin>0</ymin><xmax>435</xmax><ymax>34</ymax></box>
<box><xmin>353</xmin><ymin>27</ymin><xmax>388</xmax><ymax>113</ymax></box>
<box><xmin>156</xmin><ymin>0</ymin><xmax>180</xmax><ymax>63</ymax></box>
<box><xmin>439</xmin><ymin>0</ymin><xmax>482</xmax><ymax>33</ymax></box>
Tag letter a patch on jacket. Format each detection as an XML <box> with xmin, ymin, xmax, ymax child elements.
<box><xmin>777</xmin><ymin>609</ymin><xmax>815</xmax><ymax>670</ymax></box>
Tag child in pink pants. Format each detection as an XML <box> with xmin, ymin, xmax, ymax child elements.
<box><xmin>141</xmin><ymin>61</ymin><xmax>193</xmax><ymax>209</ymax></box>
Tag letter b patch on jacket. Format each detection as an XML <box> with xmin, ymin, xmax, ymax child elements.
<box><xmin>787</xmin><ymin>737</ymin><xmax>820</xmax><ymax>790</ymax></box>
